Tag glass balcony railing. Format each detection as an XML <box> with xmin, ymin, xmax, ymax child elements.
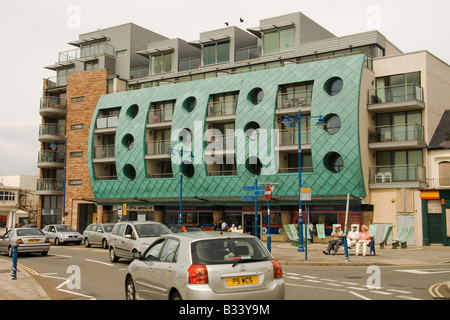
<box><xmin>278</xmin><ymin>128</ymin><xmax>311</xmax><ymax>145</ymax></box>
<box><xmin>208</xmin><ymin>169</ymin><xmax>237</xmax><ymax>176</ymax></box>
<box><xmin>179</xmin><ymin>57</ymin><xmax>201</xmax><ymax>71</ymax></box>
<box><xmin>278</xmin><ymin>166</ymin><xmax>313</xmax><ymax>173</ymax></box>
<box><xmin>38</xmin><ymin>151</ymin><xmax>64</xmax><ymax>164</ymax></box>
<box><xmin>369</xmin><ymin>124</ymin><xmax>424</xmax><ymax>143</ymax></box>
<box><xmin>148</xmin><ymin>107</ymin><xmax>173</xmax><ymax>123</ymax></box>
<box><xmin>96</xmin><ymin>116</ymin><xmax>118</xmax><ymax>129</ymax></box>
<box><xmin>370</xmin><ymin>165</ymin><xmax>426</xmax><ymax>183</ymax></box>
<box><xmin>40</xmin><ymin>97</ymin><xmax>67</xmax><ymax>111</ymax></box>
<box><xmin>369</xmin><ymin>84</ymin><xmax>423</xmax><ymax>104</ymax></box>
<box><xmin>207</xmin><ymin>100</ymin><xmax>237</xmax><ymax>117</ymax></box>
<box><xmin>130</xmin><ymin>67</ymin><xmax>149</xmax><ymax>79</ymax></box>
<box><xmin>37</xmin><ymin>178</ymin><xmax>64</xmax><ymax>191</ymax></box>
<box><xmin>277</xmin><ymin>90</ymin><xmax>312</xmax><ymax>109</ymax></box>
<box><xmin>39</xmin><ymin>124</ymin><xmax>66</xmax><ymax>136</ymax></box>
<box><xmin>236</xmin><ymin>46</ymin><xmax>260</xmax><ymax>61</ymax></box>
<box><xmin>58</xmin><ymin>44</ymin><xmax>115</xmax><ymax>63</ymax></box>
<box><xmin>146</xmin><ymin>140</ymin><xmax>171</xmax><ymax>155</ymax></box>
<box><xmin>205</xmin><ymin>134</ymin><xmax>236</xmax><ymax>150</ymax></box>
<box><xmin>94</xmin><ymin>145</ymin><xmax>115</xmax><ymax>158</ymax></box>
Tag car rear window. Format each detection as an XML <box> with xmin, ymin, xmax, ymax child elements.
<box><xmin>191</xmin><ymin>238</ymin><xmax>271</xmax><ymax>265</ymax></box>
<box><xmin>135</xmin><ymin>224</ymin><xmax>170</xmax><ymax>238</ymax></box>
<box><xmin>17</xmin><ymin>229</ymin><xmax>45</xmax><ymax>237</ymax></box>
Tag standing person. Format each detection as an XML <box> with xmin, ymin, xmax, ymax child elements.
<box><xmin>347</xmin><ymin>225</ymin><xmax>360</xmax><ymax>249</ymax></box>
<box><xmin>355</xmin><ymin>225</ymin><xmax>371</xmax><ymax>256</ymax></box>
<box><xmin>308</xmin><ymin>222</ymin><xmax>315</xmax><ymax>243</ymax></box>
<box><xmin>323</xmin><ymin>225</ymin><xmax>343</xmax><ymax>255</ymax></box>
<box><xmin>220</xmin><ymin>220</ymin><xmax>229</xmax><ymax>232</ymax></box>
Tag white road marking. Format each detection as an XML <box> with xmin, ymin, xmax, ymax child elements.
<box><xmin>56</xmin><ymin>288</ymin><xmax>96</xmax><ymax>300</ymax></box>
<box><xmin>348</xmin><ymin>291</ymin><xmax>371</xmax><ymax>300</ymax></box>
<box><xmin>84</xmin><ymin>259</ymin><xmax>114</xmax><ymax>267</ymax></box>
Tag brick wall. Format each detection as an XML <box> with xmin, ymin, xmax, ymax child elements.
<box><xmin>65</xmin><ymin>69</ymin><xmax>109</xmax><ymax>227</ymax></box>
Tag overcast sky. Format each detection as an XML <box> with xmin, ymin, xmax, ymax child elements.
<box><xmin>0</xmin><ymin>0</ymin><xmax>449</xmax><ymax>177</ymax></box>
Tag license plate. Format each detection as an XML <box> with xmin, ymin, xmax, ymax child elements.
<box><xmin>28</xmin><ymin>239</ymin><xmax>40</xmax><ymax>243</ymax></box>
<box><xmin>226</xmin><ymin>276</ymin><xmax>258</xmax><ymax>286</ymax></box>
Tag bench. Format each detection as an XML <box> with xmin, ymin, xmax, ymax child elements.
<box><xmin>379</xmin><ymin>226</ymin><xmax>393</xmax><ymax>249</ymax></box>
<box><xmin>400</xmin><ymin>226</ymin><xmax>415</xmax><ymax>249</ymax></box>
<box><xmin>283</xmin><ymin>224</ymin><xmax>311</xmax><ymax>246</ymax></box>
<box><xmin>392</xmin><ymin>226</ymin><xmax>406</xmax><ymax>249</ymax></box>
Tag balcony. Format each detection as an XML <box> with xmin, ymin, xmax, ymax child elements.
<box><xmin>369</xmin><ymin>164</ymin><xmax>427</xmax><ymax>188</ymax></box>
<box><xmin>236</xmin><ymin>46</ymin><xmax>260</xmax><ymax>62</ymax></box>
<box><xmin>276</xmin><ymin>128</ymin><xmax>311</xmax><ymax>151</ymax></box>
<box><xmin>276</xmin><ymin>90</ymin><xmax>312</xmax><ymax>113</ymax></box>
<box><xmin>94</xmin><ymin>145</ymin><xmax>115</xmax><ymax>160</ymax></box>
<box><xmin>37</xmin><ymin>151</ymin><xmax>65</xmax><ymax>169</ymax></box>
<box><xmin>58</xmin><ymin>44</ymin><xmax>115</xmax><ymax>63</ymax></box>
<box><xmin>179</xmin><ymin>57</ymin><xmax>201</xmax><ymax>72</ymax></box>
<box><xmin>148</xmin><ymin>107</ymin><xmax>173</xmax><ymax>125</ymax></box>
<box><xmin>427</xmin><ymin>178</ymin><xmax>450</xmax><ymax>189</ymax></box>
<box><xmin>96</xmin><ymin>115</ymin><xmax>118</xmax><ymax>133</ymax></box>
<box><xmin>40</xmin><ymin>97</ymin><xmax>67</xmax><ymax>117</ymax></box>
<box><xmin>46</xmin><ymin>76</ymin><xmax>68</xmax><ymax>90</ymax></box>
<box><xmin>36</xmin><ymin>178</ymin><xmax>64</xmax><ymax>195</ymax></box>
<box><xmin>38</xmin><ymin>124</ymin><xmax>65</xmax><ymax>143</ymax></box>
<box><xmin>146</xmin><ymin>140</ymin><xmax>171</xmax><ymax>157</ymax></box>
<box><xmin>207</xmin><ymin>100</ymin><xmax>237</xmax><ymax>118</ymax></box>
<box><xmin>368</xmin><ymin>124</ymin><xmax>426</xmax><ymax>150</ymax></box>
<box><xmin>130</xmin><ymin>67</ymin><xmax>149</xmax><ymax>79</ymax></box>
<box><xmin>368</xmin><ymin>84</ymin><xmax>425</xmax><ymax>113</ymax></box>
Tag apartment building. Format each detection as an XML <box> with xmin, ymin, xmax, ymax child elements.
<box><xmin>38</xmin><ymin>12</ymin><xmax>450</xmax><ymax>245</ymax></box>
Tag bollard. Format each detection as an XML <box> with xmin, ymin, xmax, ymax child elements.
<box><xmin>10</xmin><ymin>244</ymin><xmax>19</xmax><ymax>280</ymax></box>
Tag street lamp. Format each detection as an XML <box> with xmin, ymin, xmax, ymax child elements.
<box><xmin>50</xmin><ymin>139</ymin><xmax>67</xmax><ymax>225</ymax></box>
<box><xmin>169</xmin><ymin>146</ymin><xmax>194</xmax><ymax>224</ymax></box>
<box><xmin>282</xmin><ymin>111</ymin><xmax>325</xmax><ymax>253</ymax></box>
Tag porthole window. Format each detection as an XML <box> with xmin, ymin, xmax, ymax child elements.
<box><xmin>244</xmin><ymin>121</ymin><xmax>261</xmax><ymax>140</ymax></box>
<box><xmin>323</xmin><ymin>114</ymin><xmax>341</xmax><ymax>134</ymax></box>
<box><xmin>179</xmin><ymin>128</ymin><xmax>193</xmax><ymax>145</ymax></box>
<box><xmin>323</xmin><ymin>152</ymin><xmax>344</xmax><ymax>173</ymax></box>
<box><xmin>182</xmin><ymin>162</ymin><xmax>195</xmax><ymax>178</ymax></box>
<box><xmin>245</xmin><ymin>157</ymin><xmax>262</xmax><ymax>175</ymax></box>
<box><xmin>324</xmin><ymin>77</ymin><xmax>343</xmax><ymax>96</ymax></box>
<box><xmin>127</xmin><ymin>104</ymin><xmax>139</xmax><ymax>119</ymax></box>
<box><xmin>122</xmin><ymin>134</ymin><xmax>135</xmax><ymax>150</ymax></box>
<box><xmin>247</xmin><ymin>88</ymin><xmax>264</xmax><ymax>105</ymax></box>
<box><xmin>123</xmin><ymin>164</ymin><xmax>136</xmax><ymax>180</ymax></box>
<box><xmin>182</xmin><ymin>97</ymin><xmax>197</xmax><ymax>113</ymax></box>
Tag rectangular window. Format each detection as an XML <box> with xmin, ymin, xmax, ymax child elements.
<box><xmin>116</xmin><ymin>49</ymin><xmax>127</xmax><ymax>57</ymax></box>
<box><xmin>70</xmin><ymin>152</ymin><xmax>83</xmax><ymax>157</ymax></box>
<box><xmin>263</xmin><ymin>27</ymin><xmax>295</xmax><ymax>55</ymax></box>
<box><xmin>71</xmin><ymin>124</ymin><xmax>84</xmax><ymax>130</ymax></box>
<box><xmin>203</xmin><ymin>41</ymin><xmax>230</xmax><ymax>66</ymax></box>
<box><xmin>68</xmin><ymin>180</ymin><xmax>82</xmax><ymax>186</ymax></box>
<box><xmin>85</xmin><ymin>60</ymin><xmax>99</xmax><ymax>71</ymax></box>
<box><xmin>151</xmin><ymin>52</ymin><xmax>173</xmax><ymax>75</ymax></box>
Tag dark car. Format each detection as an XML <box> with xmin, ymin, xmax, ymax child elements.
<box><xmin>168</xmin><ymin>224</ymin><xmax>204</xmax><ymax>233</ymax></box>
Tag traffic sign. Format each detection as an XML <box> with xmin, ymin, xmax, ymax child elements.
<box><xmin>264</xmin><ymin>185</ymin><xmax>272</xmax><ymax>201</ymax></box>
<box><xmin>241</xmin><ymin>196</ymin><xmax>257</xmax><ymax>202</ymax></box>
<box><xmin>242</xmin><ymin>185</ymin><xmax>265</xmax><ymax>192</ymax></box>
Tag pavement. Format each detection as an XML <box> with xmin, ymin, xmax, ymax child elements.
<box><xmin>0</xmin><ymin>241</ymin><xmax>449</xmax><ymax>300</ymax></box>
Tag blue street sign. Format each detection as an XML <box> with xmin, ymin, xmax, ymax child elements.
<box><xmin>254</xmin><ymin>191</ymin><xmax>265</xmax><ymax>196</ymax></box>
<box><xmin>242</xmin><ymin>186</ymin><xmax>265</xmax><ymax>192</ymax></box>
<box><xmin>241</xmin><ymin>196</ymin><xmax>257</xmax><ymax>201</ymax></box>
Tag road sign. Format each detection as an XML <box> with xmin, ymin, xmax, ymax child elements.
<box><xmin>301</xmin><ymin>188</ymin><xmax>311</xmax><ymax>201</ymax></box>
<box><xmin>264</xmin><ymin>185</ymin><xmax>272</xmax><ymax>201</ymax></box>
<box><xmin>118</xmin><ymin>205</ymin><xmax>123</xmax><ymax>219</ymax></box>
<box><xmin>242</xmin><ymin>185</ymin><xmax>265</xmax><ymax>192</ymax></box>
<box><xmin>241</xmin><ymin>196</ymin><xmax>257</xmax><ymax>201</ymax></box>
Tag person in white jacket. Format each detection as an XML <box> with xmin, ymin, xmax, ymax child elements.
<box><xmin>346</xmin><ymin>225</ymin><xmax>359</xmax><ymax>249</ymax></box>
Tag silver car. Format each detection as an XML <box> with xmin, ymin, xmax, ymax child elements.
<box><xmin>42</xmin><ymin>224</ymin><xmax>82</xmax><ymax>245</ymax></box>
<box><xmin>0</xmin><ymin>228</ymin><xmax>50</xmax><ymax>257</ymax></box>
<box><xmin>109</xmin><ymin>221</ymin><xmax>171</xmax><ymax>263</ymax></box>
<box><xmin>125</xmin><ymin>232</ymin><xmax>285</xmax><ymax>300</ymax></box>
<box><xmin>82</xmin><ymin>223</ymin><xmax>116</xmax><ymax>249</ymax></box>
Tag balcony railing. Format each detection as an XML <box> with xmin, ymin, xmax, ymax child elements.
<box><xmin>146</xmin><ymin>140</ymin><xmax>171</xmax><ymax>155</ymax></box>
<box><xmin>207</xmin><ymin>100</ymin><xmax>237</xmax><ymax>117</ymax></box>
<box><xmin>369</xmin><ymin>124</ymin><xmax>424</xmax><ymax>143</ymax></box>
<box><xmin>58</xmin><ymin>44</ymin><xmax>115</xmax><ymax>63</ymax></box>
<box><xmin>46</xmin><ymin>75</ymin><xmax>68</xmax><ymax>89</ymax></box>
<box><xmin>95</xmin><ymin>175</ymin><xmax>118</xmax><ymax>181</ymax></box>
<box><xmin>38</xmin><ymin>151</ymin><xmax>64</xmax><ymax>164</ymax></box>
<box><xmin>96</xmin><ymin>116</ymin><xmax>118</xmax><ymax>129</ymax></box>
<box><xmin>427</xmin><ymin>178</ymin><xmax>450</xmax><ymax>189</ymax></box>
<box><xmin>370</xmin><ymin>165</ymin><xmax>426</xmax><ymax>183</ymax></box>
<box><xmin>39</xmin><ymin>124</ymin><xmax>66</xmax><ymax>136</ymax></box>
<box><xmin>278</xmin><ymin>128</ymin><xmax>311</xmax><ymax>145</ymax></box>
<box><xmin>130</xmin><ymin>67</ymin><xmax>149</xmax><ymax>79</ymax></box>
<box><xmin>148</xmin><ymin>107</ymin><xmax>173</xmax><ymax>123</ymax></box>
<box><xmin>40</xmin><ymin>97</ymin><xmax>67</xmax><ymax>110</ymax></box>
<box><xmin>277</xmin><ymin>90</ymin><xmax>312</xmax><ymax>110</ymax></box>
<box><xmin>94</xmin><ymin>145</ymin><xmax>115</xmax><ymax>158</ymax></box>
<box><xmin>179</xmin><ymin>57</ymin><xmax>201</xmax><ymax>71</ymax></box>
<box><xmin>208</xmin><ymin>169</ymin><xmax>237</xmax><ymax>176</ymax></box>
<box><xmin>278</xmin><ymin>167</ymin><xmax>314</xmax><ymax>173</ymax></box>
<box><xmin>205</xmin><ymin>134</ymin><xmax>236</xmax><ymax>150</ymax></box>
<box><xmin>369</xmin><ymin>83</ymin><xmax>423</xmax><ymax>104</ymax></box>
<box><xmin>236</xmin><ymin>46</ymin><xmax>260</xmax><ymax>61</ymax></box>
<box><xmin>37</xmin><ymin>179</ymin><xmax>64</xmax><ymax>191</ymax></box>
<box><xmin>148</xmin><ymin>172</ymin><xmax>173</xmax><ymax>179</ymax></box>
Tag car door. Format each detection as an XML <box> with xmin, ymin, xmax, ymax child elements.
<box><xmin>150</xmin><ymin>238</ymin><xmax>180</xmax><ymax>300</ymax></box>
<box><xmin>92</xmin><ymin>224</ymin><xmax>102</xmax><ymax>245</ymax></box>
<box><xmin>0</xmin><ymin>230</ymin><xmax>12</xmax><ymax>253</ymax></box>
<box><xmin>116</xmin><ymin>224</ymin><xmax>135</xmax><ymax>259</ymax></box>
<box><xmin>43</xmin><ymin>225</ymin><xmax>56</xmax><ymax>242</ymax></box>
<box><xmin>133</xmin><ymin>239</ymin><xmax>165</xmax><ymax>300</ymax></box>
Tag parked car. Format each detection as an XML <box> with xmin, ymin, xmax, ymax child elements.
<box><xmin>82</xmin><ymin>223</ymin><xmax>116</xmax><ymax>249</ymax></box>
<box><xmin>125</xmin><ymin>231</ymin><xmax>285</xmax><ymax>300</ymax></box>
<box><xmin>42</xmin><ymin>224</ymin><xmax>82</xmax><ymax>245</ymax></box>
<box><xmin>109</xmin><ymin>221</ymin><xmax>171</xmax><ymax>263</ymax></box>
<box><xmin>168</xmin><ymin>224</ymin><xmax>204</xmax><ymax>233</ymax></box>
<box><xmin>0</xmin><ymin>228</ymin><xmax>50</xmax><ymax>257</ymax></box>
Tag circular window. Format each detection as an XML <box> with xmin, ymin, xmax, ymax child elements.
<box><xmin>247</xmin><ymin>88</ymin><xmax>264</xmax><ymax>105</ymax></box>
<box><xmin>181</xmin><ymin>162</ymin><xmax>195</xmax><ymax>178</ymax></box>
<box><xmin>122</xmin><ymin>134</ymin><xmax>135</xmax><ymax>150</ymax></box>
<box><xmin>324</xmin><ymin>77</ymin><xmax>343</xmax><ymax>96</ymax></box>
<box><xmin>182</xmin><ymin>97</ymin><xmax>197</xmax><ymax>113</ymax></box>
<box><xmin>179</xmin><ymin>128</ymin><xmax>192</xmax><ymax>145</ymax></box>
<box><xmin>244</xmin><ymin>122</ymin><xmax>261</xmax><ymax>140</ymax></box>
<box><xmin>323</xmin><ymin>114</ymin><xmax>341</xmax><ymax>134</ymax></box>
<box><xmin>123</xmin><ymin>164</ymin><xmax>136</xmax><ymax>180</ymax></box>
<box><xmin>323</xmin><ymin>152</ymin><xmax>344</xmax><ymax>173</ymax></box>
<box><xmin>127</xmin><ymin>104</ymin><xmax>139</xmax><ymax>119</ymax></box>
<box><xmin>245</xmin><ymin>157</ymin><xmax>263</xmax><ymax>175</ymax></box>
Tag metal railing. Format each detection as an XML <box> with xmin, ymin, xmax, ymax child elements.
<box><xmin>368</xmin><ymin>124</ymin><xmax>424</xmax><ymax>143</ymax></box>
<box><xmin>277</xmin><ymin>90</ymin><xmax>312</xmax><ymax>109</ymax></box>
<box><xmin>37</xmin><ymin>179</ymin><xmax>64</xmax><ymax>191</ymax></box>
<box><xmin>369</xmin><ymin>83</ymin><xmax>423</xmax><ymax>104</ymax></box>
<box><xmin>207</xmin><ymin>100</ymin><xmax>237</xmax><ymax>117</ymax></box>
<box><xmin>370</xmin><ymin>165</ymin><xmax>426</xmax><ymax>183</ymax></box>
<box><xmin>39</xmin><ymin>124</ymin><xmax>65</xmax><ymax>136</ymax></box>
<box><xmin>40</xmin><ymin>97</ymin><xmax>67</xmax><ymax>110</ymax></box>
<box><xmin>94</xmin><ymin>145</ymin><xmax>115</xmax><ymax>158</ymax></box>
<box><xmin>38</xmin><ymin>151</ymin><xmax>64</xmax><ymax>164</ymax></box>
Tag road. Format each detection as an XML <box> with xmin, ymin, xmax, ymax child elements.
<box><xmin>2</xmin><ymin>244</ymin><xmax>449</xmax><ymax>300</ymax></box>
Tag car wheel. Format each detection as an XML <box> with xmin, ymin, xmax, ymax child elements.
<box><xmin>125</xmin><ymin>276</ymin><xmax>136</xmax><ymax>300</ymax></box>
<box><xmin>41</xmin><ymin>251</ymin><xmax>48</xmax><ymax>256</ymax></box>
<box><xmin>84</xmin><ymin>238</ymin><xmax>91</xmax><ymax>248</ymax></box>
<box><xmin>55</xmin><ymin>238</ymin><xmax>60</xmax><ymax>246</ymax></box>
<box><xmin>170</xmin><ymin>291</ymin><xmax>182</xmax><ymax>300</ymax></box>
<box><xmin>102</xmin><ymin>239</ymin><xmax>109</xmax><ymax>249</ymax></box>
<box><xmin>109</xmin><ymin>247</ymin><xmax>119</xmax><ymax>262</ymax></box>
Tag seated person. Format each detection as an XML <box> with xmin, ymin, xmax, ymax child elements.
<box><xmin>347</xmin><ymin>225</ymin><xmax>359</xmax><ymax>248</ymax></box>
<box><xmin>323</xmin><ymin>225</ymin><xmax>343</xmax><ymax>255</ymax></box>
<box><xmin>355</xmin><ymin>225</ymin><xmax>371</xmax><ymax>256</ymax></box>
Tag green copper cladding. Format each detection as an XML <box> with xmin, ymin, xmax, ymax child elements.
<box><xmin>88</xmin><ymin>54</ymin><xmax>367</xmax><ymax>203</ymax></box>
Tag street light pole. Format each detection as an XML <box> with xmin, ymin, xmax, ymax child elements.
<box><xmin>170</xmin><ymin>146</ymin><xmax>193</xmax><ymax>225</ymax></box>
<box><xmin>50</xmin><ymin>138</ymin><xmax>67</xmax><ymax>225</ymax></box>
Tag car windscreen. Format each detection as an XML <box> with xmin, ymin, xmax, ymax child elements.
<box><xmin>103</xmin><ymin>224</ymin><xmax>115</xmax><ymax>233</ymax></box>
<box><xmin>17</xmin><ymin>229</ymin><xmax>45</xmax><ymax>237</ymax></box>
<box><xmin>56</xmin><ymin>226</ymin><xmax>76</xmax><ymax>232</ymax></box>
<box><xmin>135</xmin><ymin>224</ymin><xmax>170</xmax><ymax>238</ymax></box>
<box><xmin>191</xmin><ymin>238</ymin><xmax>271</xmax><ymax>265</ymax></box>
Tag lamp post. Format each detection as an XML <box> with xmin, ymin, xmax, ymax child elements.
<box><xmin>169</xmin><ymin>146</ymin><xmax>194</xmax><ymax>224</ymax></box>
<box><xmin>282</xmin><ymin>111</ymin><xmax>324</xmax><ymax>253</ymax></box>
<box><xmin>50</xmin><ymin>138</ymin><xmax>67</xmax><ymax>225</ymax></box>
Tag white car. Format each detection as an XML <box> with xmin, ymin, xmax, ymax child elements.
<box><xmin>0</xmin><ymin>228</ymin><xmax>50</xmax><ymax>257</ymax></box>
<box><xmin>125</xmin><ymin>231</ymin><xmax>285</xmax><ymax>300</ymax></box>
<box><xmin>42</xmin><ymin>224</ymin><xmax>82</xmax><ymax>245</ymax></box>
